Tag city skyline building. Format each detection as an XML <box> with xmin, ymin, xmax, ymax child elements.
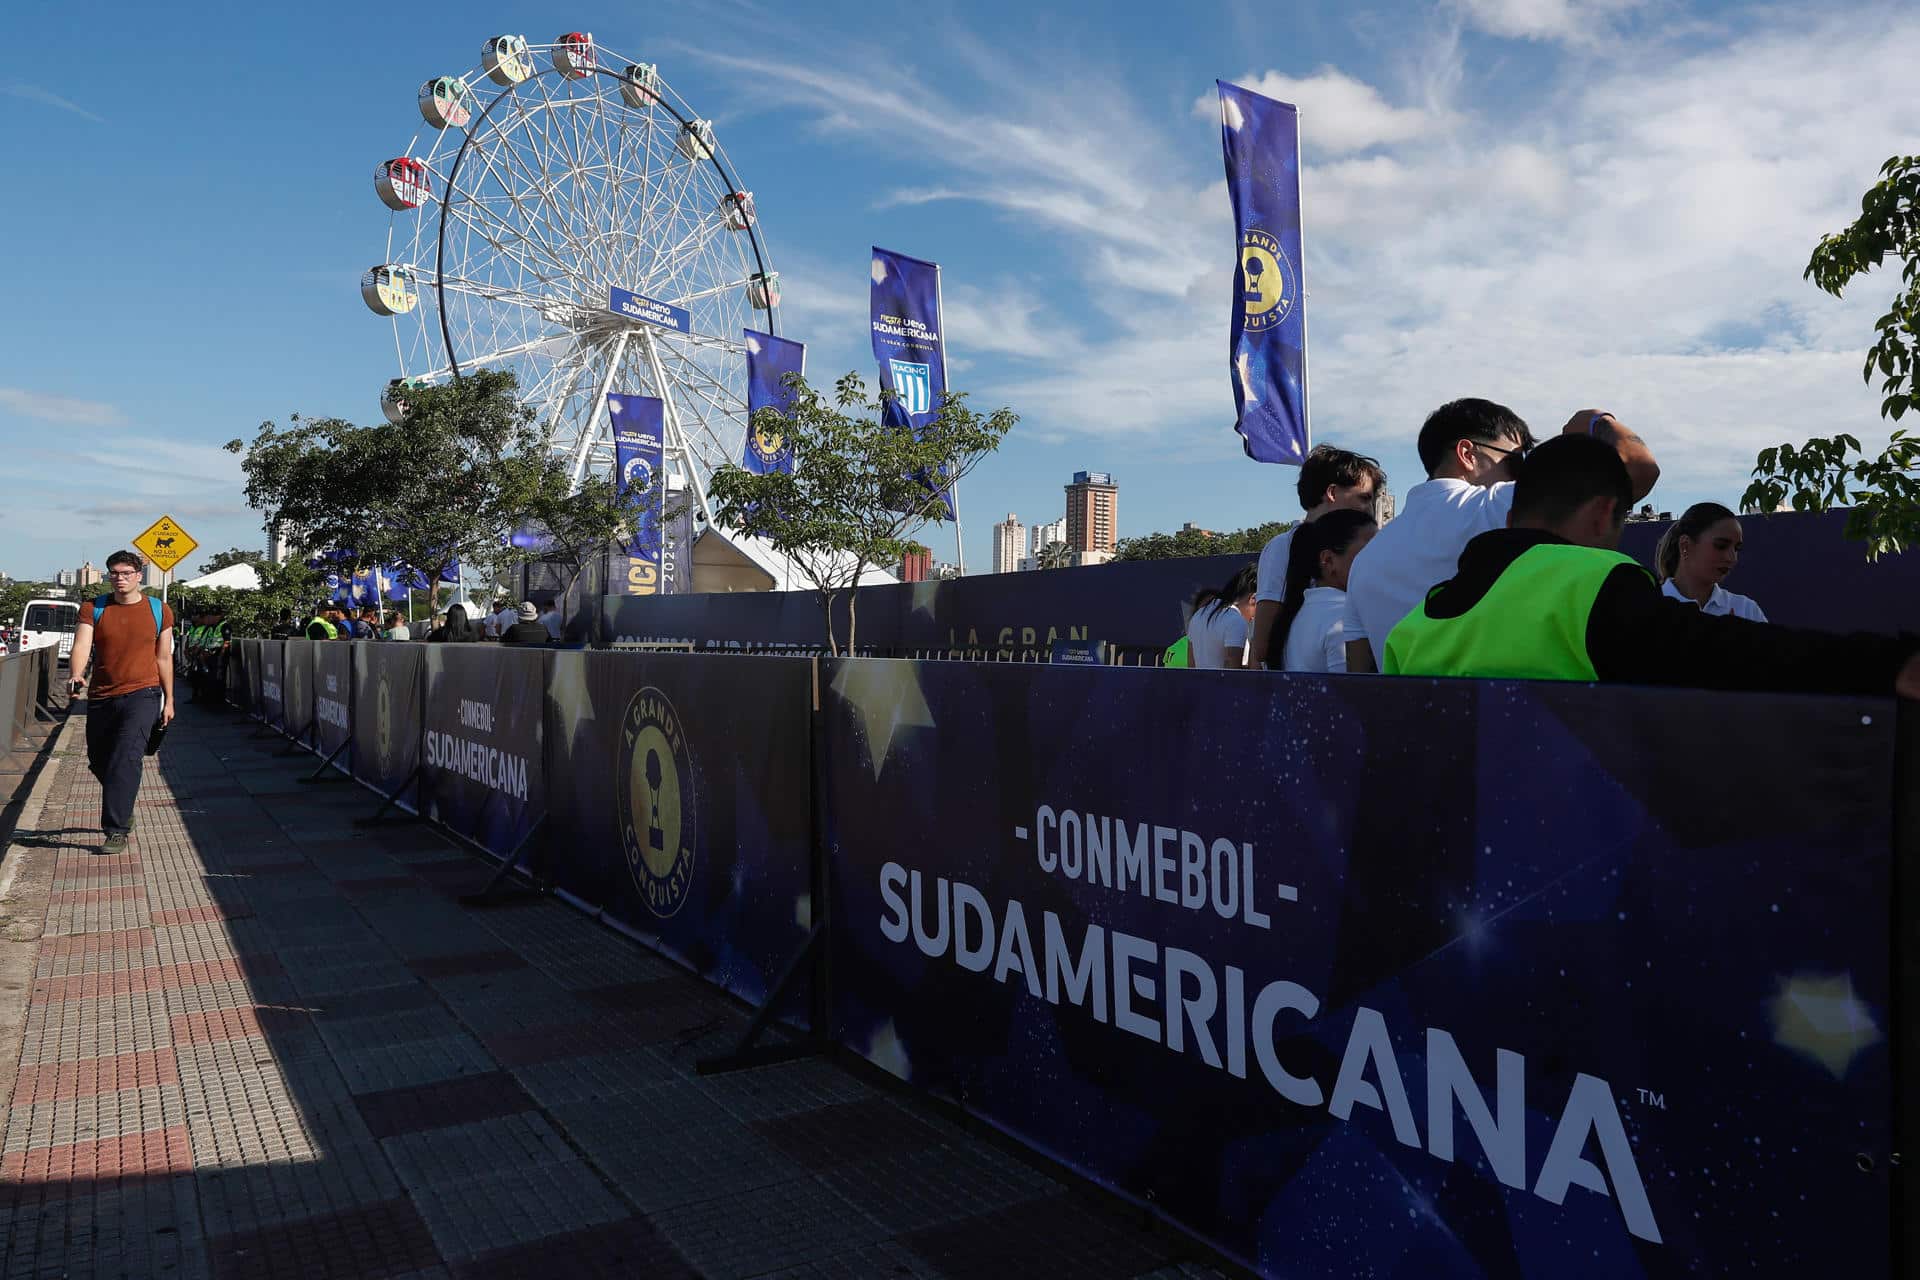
<box><xmin>991</xmin><ymin>513</ymin><xmax>1025</xmax><ymax>574</ymax></box>
<box><xmin>1065</xmin><ymin>471</ymin><xmax>1118</xmax><ymax>555</ymax></box>
<box><xmin>78</xmin><ymin>561</ymin><xmax>101</xmax><ymax>587</ymax></box>
<box><xmin>900</xmin><ymin>546</ymin><xmax>932</xmax><ymax>582</ymax></box>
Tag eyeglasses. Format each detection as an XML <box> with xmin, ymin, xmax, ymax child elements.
<box><xmin>107</xmin><ymin>569</ymin><xmax>142</xmax><ymax>579</ymax></box>
<box><xmin>1473</xmin><ymin>439</ymin><xmax>1531</xmax><ymax>463</ymax></box>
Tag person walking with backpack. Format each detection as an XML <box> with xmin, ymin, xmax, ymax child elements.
<box><xmin>65</xmin><ymin>550</ymin><xmax>174</xmax><ymax>854</ymax></box>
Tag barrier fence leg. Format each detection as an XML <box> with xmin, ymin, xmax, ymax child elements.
<box><xmin>696</xmin><ymin>924</ymin><xmax>829</xmax><ymax>1075</ymax></box>
<box><xmin>299</xmin><ymin>737</ymin><xmax>353</xmax><ymax>784</ymax></box>
<box><xmin>275</xmin><ymin>720</ymin><xmax>315</xmax><ymax>757</ymax></box>
<box><xmin>354</xmin><ymin>765</ymin><xmax>424</xmax><ymax>826</ymax></box>
<box><xmin>458</xmin><ymin>817</ymin><xmax>548</xmax><ymax>906</ymax></box>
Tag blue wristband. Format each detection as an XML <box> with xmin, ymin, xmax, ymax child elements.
<box><xmin>1588</xmin><ymin>414</ymin><xmax>1608</xmax><ymax>435</ymax></box>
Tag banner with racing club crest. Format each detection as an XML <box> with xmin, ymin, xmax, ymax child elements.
<box><xmin>743</xmin><ymin>328</ymin><xmax>804</xmax><ymax>474</ymax></box>
<box><xmin>609</xmin><ymin>393</ymin><xmax>667</xmax><ymax>597</ymax></box>
<box><xmin>1219</xmin><ymin>80</ymin><xmax>1309</xmax><ymax>465</ymax></box>
<box><xmin>870</xmin><ymin>247</ymin><xmax>954</xmax><ymax>518</ymax></box>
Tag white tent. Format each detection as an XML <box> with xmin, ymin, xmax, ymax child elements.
<box><xmin>177</xmin><ymin>562</ymin><xmax>262</xmax><ymax>591</ymax></box>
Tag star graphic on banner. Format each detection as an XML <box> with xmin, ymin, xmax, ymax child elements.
<box><xmin>829</xmin><ymin>660</ymin><xmax>935</xmax><ymax>780</ymax></box>
<box><xmin>908</xmin><ymin>580</ymin><xmax>941</xmax><ymax>623</ymax></box>
<box><xmin>545</xmin><ymin>651</ymin><xmax>595</xmax><ymax>763</ymax></box>
<box><xmin>1769</xmin><ymin>972</ymin><xmax>1882</xmax><ymax>1079</ymax></box>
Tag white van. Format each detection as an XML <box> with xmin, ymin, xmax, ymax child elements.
<box><xmin>19</xmin><ymin>599</ymin><xmax>80</xmax><ymax>663</ymax></box>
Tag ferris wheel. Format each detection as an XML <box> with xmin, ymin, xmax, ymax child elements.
<box><xmin>363</xmin><ymin>31</ymin><xmax>781</xmax><ymax>525</ymax></box>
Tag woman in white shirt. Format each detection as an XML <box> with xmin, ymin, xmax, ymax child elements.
<box><xmin>1184</xmin><ymin>565</ymin><xmax>1259</xmax><ymax>669</ymax></box>
<box><xmin>1654</xmin><ymin>502</ymin><xmax>1767</xmax><ymax>622</ymax></box>
<box><xmin>1267</xmin><ymin>510</ymin><xmax>1378</xmax><ymax>673</ymax></box>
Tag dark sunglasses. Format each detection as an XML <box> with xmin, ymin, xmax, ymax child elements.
<box><xmin>1473</xmin><ymin>439</ymin><xmax>1532</xmax><ymax>463</ymax></box>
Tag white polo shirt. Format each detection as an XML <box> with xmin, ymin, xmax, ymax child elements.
<box><xmin>1280</xmin><ymin>586</ymin><xmax>1351</xmax><ymax>673</ymax></box>
<box><xmin>1255</xmin><ymin>528</ymin><xmax>1298</xmax><ymax>604</ymax></box>
<box><xmin>1186</xmin><ymin>604</ymin><xmax>1250</xmax><ymax>669</ymax></box>
<box><xmin>1343</xmin><ymin>477</ymin><xmax>1516</xmax><ymax>668</ymax></box>
<box><xmin>1660</xmin><ymin>579</ymin><xmax>1767</xmax><ymax>622</ymax></box>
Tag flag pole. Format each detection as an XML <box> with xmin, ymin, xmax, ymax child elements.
<box><xmin>1295</xmin><ymin>103</ymin><xmax>1311</xmax><ymax>453</ymax></box>
<box><xmin>935</xmin><ymin>263</ymin><xmax>966</xmax><ymax>575</ymax></box>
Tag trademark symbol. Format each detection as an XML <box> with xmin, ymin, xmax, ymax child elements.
<box><xmin>1636</xmin><ymin>1088</ymin><xmax>1666</xmax><ymax>1110</ymax></box>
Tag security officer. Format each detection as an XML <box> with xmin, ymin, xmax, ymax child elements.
<box><xmin>305</xmin><ymin>602</ymin><xmax>339</xmax><ymax>640</ymax></box>
<box><xmin>1384</xmin><ymin>434</ymin><xmax>1920</xmax><ymax>696</ymax></box>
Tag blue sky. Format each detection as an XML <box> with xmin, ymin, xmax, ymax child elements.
<box><xmin>2</xmin><ymin>0</ymin><xmax>1915</xmax><ymax>580</ymax></box>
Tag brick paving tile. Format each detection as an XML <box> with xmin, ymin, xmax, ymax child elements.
<box><xmin>354</xmin><ymin>1070</ymin><xmax>537</xmax><ymax>1140</ymax></box>
<box><xmin>171</xmin><ymin>1005</ymin><xmax>314</xmax><ymax>1046</ymax></box>
<box><xmin>33</xmin><ymin>955</ymin><xmax>282</xmax><ymax>1002</ymax></box>
<box><xmin>337</xmin><ymin>875</ymin><xmax>424</xmax><ymax>895</ymax></box>
<box><xmin>751</xmin><ymin>1097</ymin><xmax>948</xmax><ymax>1171</ymax></box>
<box><xmin>205</xmin><ymin>1196</ymin><xmax>444</xmax><ymax>1280</ymax></box>
<box><xmin>40</xmin><ymin>927</ymin><xmax>155</xmax><ymax>958</ymax></box>
<box><xmin>48</xmin><ymin>885</ymin><xmax>145</xmax><ymax>906</ymax></box>
<box><xmin>152</xmin><ymin>903</ymin><xmax>257</xmax><ymax>926</ymax></box>
<box><xmin>9</xmin><ymin>1048</ymin><xmax>180</xmax><ymax>1106</ymax></box>
<box><xmin>404</xmin><ymin>949</ymin><xmax>530</xmax><ymax>980</ymax></box>
<box><xmin>451</xmin><ymin>1215</ymin><xmax>702</xmax><ymax>1280</ymax></box>
<box><xmin>0</xmin><ymin>1123</ymin><xmax>195</xmax><ymax>1187</ymax></box>
<box><xmin>896</xmin><ymin>1192</ymin><xmax>1181</xmax><ymax>1279</ymax></box>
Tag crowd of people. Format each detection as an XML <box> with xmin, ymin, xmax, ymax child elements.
<box><xmin>255</xmin><ymin>597</ymin><xmax>563</xmax><ymax>646</ymax></box>
<box><xmin>1179</xmin><ymin>397</ymin><xmax>1920</xmax><ymax>699</ymax></box>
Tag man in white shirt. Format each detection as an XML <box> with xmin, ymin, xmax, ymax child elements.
<box><xmin>1343</xmin><ymin>401</ymin><xmax>1660</xmax><ymax>672</ymax></box>
<box><xmin>537</xmin><ymin>602</ymin><xmax>562</xmax><ymax>640</ymax></box>
<box><xmin>1249</xmin><ymin>445</ymin><xmax>1387</xmax><ymax>667</ymax></box>
<box><xmin>487</xmin><ymin>598</ymin><xmax>516</xmax><ymax>640</ymax></box>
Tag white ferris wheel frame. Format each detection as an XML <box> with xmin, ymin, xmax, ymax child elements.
<box><xmin>380</xmin><ymin>38</ymin><xmax>780</xmax><ymax>529</ymax></box>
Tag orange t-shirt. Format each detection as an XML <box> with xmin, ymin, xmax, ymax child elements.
<box><xmin>85</xmin><ymin>597</ymin><xmax>174</xmax><ymax>698</ymax></box>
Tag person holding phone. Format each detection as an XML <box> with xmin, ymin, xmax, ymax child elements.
<box><xmin>65</xmin><ymin>550</ymin><xmax>175</xmax><ymax>856</ymax></box>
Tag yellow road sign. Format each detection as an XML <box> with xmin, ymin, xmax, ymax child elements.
<box><xmin>131</xmin><ymin>515</ymin><xmax>199</xmax><ymax>574</ymax></box>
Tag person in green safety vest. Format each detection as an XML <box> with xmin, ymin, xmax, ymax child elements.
<box><xmin>1385</xmin><ymin>435</ymin><xmax>1920</xmax><ymax>697</ymax></box>
<box><xmin>305</xmin><ymin>605</ymin><xmax>339</xmax><ymax>641</ymax></box>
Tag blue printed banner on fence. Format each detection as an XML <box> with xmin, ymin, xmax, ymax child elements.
<box><xmin>608</xmin><ymin>285</ymin><xmax>692</xmax><ymax>334</ymax></box>
<box><xmin>1219</xmin><ymin>80</ymin><xmax>1309</xmax><ymax>465</ymax></box>
<box><xmin>743</xmin><ymin>328</ymin><xmax>804</xmax><ymax>474</ymax></box>
<box><xmin>610</xmin><ymin>393</ymin><xmax>666</xmax><ymax>597</ymax></box>
<box><xmin>421</xmin><ymin>645</ymin><xmax>547</xmax><ymax>856</ymax></box>
<box><xmin>542</xmin><ymin>652</ymin><xmax>814</xmax><ymax>1009</ymax></box>
<box><xmin>312</xmin><ymin>642</ymin><xmax>352</xmax><ymax>758</ymax></box>
<box><xmin>820</xmin><ymin>660</ymin><xmax>1894</xmax><ymax>1276</ymax></box>
<box><xmin>353</xmin><ymin>640</ymin><xmax>423</xmax><ymax>806</ymax></box>
<box><xmin>870</xmin><ymin>246</ymin><xmax>952</xmax><ymax>518</ymax></box>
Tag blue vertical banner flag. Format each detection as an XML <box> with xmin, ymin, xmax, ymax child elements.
<box><xmin>609</xmin><ymin>393</ymin><xmax>666</xmax><ymax>597</ymax></box>
<box><xmin>870</xmin><ymin>247</ymin><xmax>954</xmax><ymax>519</ymax></box>
<box><xmin>1218</xmin><ymin>80</ymin><xmax>1310</xmax><ymax>465</ymax></box>
<box><xmin>743</xmin><ymin>329</ymin><xmax>805</xmax><ymax>474</ymax></box>
<box><xmin>349</xmin><ymin>566</ymin><xmax>382</xmax><ymax>607</ymax></box>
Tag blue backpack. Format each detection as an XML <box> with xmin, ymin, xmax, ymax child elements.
<box><xmin>93</xmin><ymin>595</ymin><xmax>165</xmax><ymax>633</ymax></box>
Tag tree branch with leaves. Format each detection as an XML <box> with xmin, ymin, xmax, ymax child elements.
<box><xmin>708</xmin><ymin>373</ymin><xmax>1015</xmax><ymax>653</ymax></box>
<box><xmin>1743</xmin><ymin>154</ymin><xmax>1920</xmax><ymax>559</ymax></box>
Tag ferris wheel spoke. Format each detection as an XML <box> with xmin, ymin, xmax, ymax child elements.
<box><xmin>458</xmin><ymin>137</ymin><xmax>578</xmax><ymax>276</ymax></box>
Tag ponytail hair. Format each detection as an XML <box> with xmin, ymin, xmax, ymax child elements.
<box><xmin>1267</xmin><ymin>510</ymin><xmax>1377</xmax><ymax>668</ymax></box>
<box><xmin>1654</xmin><ymin>502</ymin><xmax>1737</xmax><ymax>582</ymax></box>
<box><xmin>1190</xmin><ymin>562</ymin><xmax>1259</xmax><ymax>622</ymax></box>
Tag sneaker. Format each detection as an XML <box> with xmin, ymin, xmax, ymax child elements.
<box><xmin>101</xmin><ymin>832</ymin><xmax>130</xmax><ymax>856</ymax></box>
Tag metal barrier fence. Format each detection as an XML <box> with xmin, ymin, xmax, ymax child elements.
<box><xmin>219</xmin><ymin>639</ymin><xmax>1916</xmax><ymax>1278</ymax></box>
<box><xmin>0</xmin><ymin>644</ymin><xmax>57</xmax><ymax>758</ymax></box>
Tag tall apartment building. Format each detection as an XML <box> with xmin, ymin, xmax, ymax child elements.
<box><xmin>54</xmin><ymin>568</ymin><xmax>77</xmax><ymax>587</ymax></box>
<box><xmin>267</xmin><ymin>518</ymin><xmax>303</xmax><ymax>566</ymax></box>
<box><xmin>1376</xmin><ymin>489</ymin><xmax>1396</xmax><ymax>524</ymax></box>
<box><xmin>1028</xmin><ymin>518</ymin><xmax>1066</xmax><ymax>561</ymax></box>
<box><xmin>77</xmin><ymin>561</ymin><xmax>101</xmax><ymax>587</ymax></box>
<box><xmin>1064</xmin><ymin>471</ymin><xmax>1118</xmax><ymax>555</ymax></box>
<box><xmin>991</xmin><ymin>513</ymin><xmax>1026</xmax><ymax>574</ymax></box>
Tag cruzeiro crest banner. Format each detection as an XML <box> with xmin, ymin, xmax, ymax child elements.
<box><xmin>1219</xmin><ymin>80</ymin><xmax>1309</xmax><ymax>466</ymax></box>
<box><xmin>870</xmin><ymin>246</ymin><xmax>954</xmax><ymax>519</ymax></box>
<box><xmin>743</xmin><ymin>329</ymin><xmax>804</xmax><ymax>475</ymax></box>
<box><xmin>609</xmin><ymin>393</ymin><xmax>666</xmax><ymax>597</ymax></box>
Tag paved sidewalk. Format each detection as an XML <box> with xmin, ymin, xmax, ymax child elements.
<box><xmin>0</xmin><ymin>700</ymin><xmax>1231</xmax><ymax>1279</ymax></box>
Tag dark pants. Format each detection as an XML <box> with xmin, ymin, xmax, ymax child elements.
<box><xmin>85</xmin><ymin>685</ymin><xmax>162</xmax><ymax>834</ymax></box>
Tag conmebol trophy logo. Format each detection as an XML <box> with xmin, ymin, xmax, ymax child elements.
<box><xmin>375</xmin><ymin>671</ymin><xmax>395</xmax><ymax>777</ymax></box>
<box><xmin>1239</xmin><ymin>227</ymin><xmax>1296</xmax><ymax>333</ymax></box>
<box><xmin>619</xmin><ymin>686</ymin><xmax>696</xmax><ymax>917</ymax></box>
<box><xmin>747</xmin><ymin>422</ymin><xmax>786</xmax><ymax>467</ymax></box>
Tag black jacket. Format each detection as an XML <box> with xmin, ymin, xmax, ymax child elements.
<box><xmin>500</xmin><ymin>621</ymin><xmax>552</xmax><ymax>646</ymax></box>
<box><xmin>1423</xmin><ymin>529</ymin><xmax>1916</xmax><ymax>695</ymax></box>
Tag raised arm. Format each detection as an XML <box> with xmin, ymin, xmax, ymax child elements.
<box><xmin>1562</xmin><ymin>410</ymin><xmax>1659</xmax><ymax>503</ymax></box>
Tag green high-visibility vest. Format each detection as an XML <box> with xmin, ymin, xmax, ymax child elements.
<box><xmin>307</xmin><ymin>618</ymin><xmax>338</xmax><ymax>640</ymax></box>
<box><xmin>1383</xmin><ymin>543</ymin><xmax>1650</xmax><ymax>681</ymax></box>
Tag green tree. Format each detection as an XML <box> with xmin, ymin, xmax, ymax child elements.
<box><xmin>1034</xmin><ymin>540</ymin><xmax>1075</xmax><ymax>570</ymax></box>
<box><xmin>708</xmin><ymin>373</ymin><xmax>1016</xmax><ymax>653</ymax></box>
<box><xmin>2</xmin><ymin>581</ymin><xmax>63</xmax><ymax>627</ymax></box>
<box><xmin>225</xmin><ymin>370</ymin><xmax>625</xmax><ymax>606</ymax></box>
<box><xmin>1116</xmin><ymin>519</ymin><xmax>1294</xmax><ymax>561</ymax></box>
<box><xmin>196</xmin><ymin>547</ymin><xmax>267</xmax><ymax>576</ymax></box>
<box><xmin>1743</xmin><ymin>154</ymin><xmax>1920</xmax><ymax>559</ymax></box>
<box><xmin>170</xmin><ymin>559</ymin><xmax>321</xmax><ymax>638</ymax></box>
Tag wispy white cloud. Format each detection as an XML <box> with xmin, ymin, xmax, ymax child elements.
<box><xmin>1202</xmin><ymin>68</ymin><xmax>1452</xmax><ymax>154</ymax></box>
<box><xmin>1450</xmin><ymin>0</ymin><xmax>1648</xmax><ymax>44</ymax></box>
<box><xmin>3</xmin><ymin>83</ymin><xmax>106</xmax><ymax>124</ymax></box>
<box><xmin>0</xmin><ymin>388</ymin><xmax>126</xmax><ymax>426</ymax></box>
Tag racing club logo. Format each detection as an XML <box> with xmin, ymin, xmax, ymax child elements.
<box><xmin>618</xmin><ymin>686</ymin><xmax>696</xmax><ymax>917</ymax></box>
<box><xmin>889</xmin><ymin>360</ymin><xmax>932</xmax><ymax>416</ymax></box>
<box><xmin>1239</xmin><ymin>228</ymin><xmax>1297</xmax><ymax>333</ymax></box>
